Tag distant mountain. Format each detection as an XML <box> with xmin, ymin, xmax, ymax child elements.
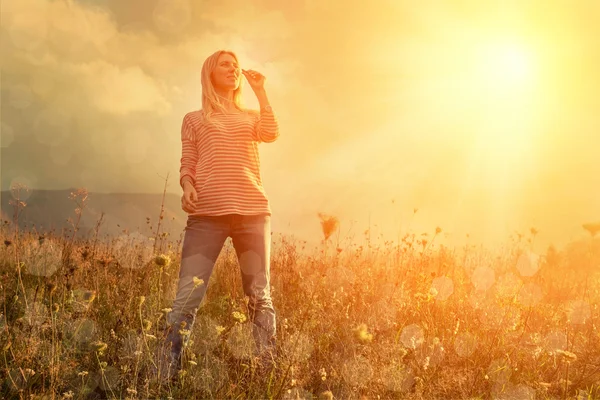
<box><xmin>0</xmin><ymin>188</ymin><xmax>188</xmax><ymax>241</ymax></box>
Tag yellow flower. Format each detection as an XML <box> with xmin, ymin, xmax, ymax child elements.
<box><xmin>193</xmin><ymin>277</ymin><xmax>204</xmax><ymax>288</ymax></box>
<box><xmin>556</xmin><ymin>349</ymin><xmax>577</xmax><ymax>363</ymax></box>
<box><xmin>354</xmin><ymin>323</ymin><xmax>373</xmax><ymax>343</ymax></box>
<box><xmin>143</xmin><ymin>319</ymin><xmax>152</xmax><ymax>331</ymax></box>
<box><xmin>319</xmin><ymin>367</ymin><xmax>327</xmax><ymax>381</ymax></box>
<box><xmin>92</xmin><ymin>341</ymin><xmax>108</xmax><ymax>353</ymax></box>
<box><xmin>154</xmin><ymin>254</ymin><xmax>171</xmax><ymax>267</ymax></box>
<box><xmin>179</xmin><ymin>329</ymin><xmax>191</xmax><ymax>337</ymax></box>
<box><xmin>216</xmin><ymin>325</ymin><xmax>226</xmax><ymax>336</ymax></box>
<box><xmin>232</xmin><ymin>311</ymin><xmax>247</xmax><ymax>323</ymax></box>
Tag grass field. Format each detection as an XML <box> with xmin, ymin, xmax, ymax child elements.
<box><xmin>1</xmin><ymin>188</ymin><xmax>599</xmax><ymax>399</ymax></box>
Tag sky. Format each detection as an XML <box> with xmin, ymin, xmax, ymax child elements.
<box><xmin>1</xmin><ymin>0</ymin><xmax>599</xmax><ymax>250</ymax></box>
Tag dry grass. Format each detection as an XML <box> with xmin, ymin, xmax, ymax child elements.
<box><xmin>1</xmin><ymin>186</ymin><xmax>599</xmax><ymax>399</ymax></box>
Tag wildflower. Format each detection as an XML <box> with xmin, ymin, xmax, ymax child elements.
<box><xmin>319</xmin><ymin>367</ymin><xmax>327</xmax><ymax>381</ymax></box>
<box><xmin>92</xmin><ymin>341</ymin><xmax>108</xmax><ymax>354</ymax></box>
<box><xmin>317</xmin><ymin>213</ymin><xmax>339</xmax><ymax>241</ymax></box>
<box><xmin>193</xmin><ymin>277</ymin><xmax>204</xmax><ymax>288</ymax></box>
<box><xmin>143</xmin><ymin>319</ymin><xmax>152</xmax><ymax>331</ymax></box>
<box><xmin>126</xmin><ymin>388</ymin><xmax>137</xmax><ymax>395</ymax></box>
<box><xmin>161</xmin><ymin>307</ymin><xmax>172</xmax><ymax>314</ymax></box>
<box><xmin>429</xmin><ymin>287</ymin><xmax>439</xmax><ymax>298</ymax></box>
<box><xmin>414</xmin><ymin>292</ymin><xmax>428</xmax><ymax>301</ymax></box>
<box><xmin>398</xmin><ymin>347</ymin><xmax>408</xmax><ymax>358</ymax></box>
<box><xmin>24</xmin><ymin>368</ymin><xmax>35</xmax><ymax>377</ymax></box>
<box><xmin>232</xmin><ymin>311</ymin><xmax>247</xmax><ymax>323</ymax></box>
<box><xmin>179</xmin><ymin>329</ymin><xmax>191</xmax><ymax>337</ymax></box>
<box><xmin>154</xmin><ymin>254</ymin><xmax>171</xmax><ymax>267</ymax></box>
<box><xmin>99</xmin><ymin>361</ymin><xmax>107</xmax><ymax>369</ymax></box>
<box><xmin>435</xmin><ymin>226</ymin><xmax>442</xmax><ymax>235</ymax></box>
<box><xmin>62</xmin><ymin>391</ymin><xmax>74</xmax><ymax>399</ymax></box>
<box><xmin>582</xmin><ymin>222</ymin><xmax>600</xmax><ymax>237</ymax></box>
<box><xmin>216</xmin><ymin>325</ymin><xmax>226</xmax><ymax>336</ymax></box>
<box><xmin>139</xmin><ymin>296</ymin><xmax>145</xmax><ymax>306</ymax></box>
<box><xmin>422</xmin><ymin>356</ymin><xmax>430</xmax><ymax>370</ymax></box>
<box><xmin>78</xmin><ymin>371</ymin><xmax>89</xmax><ymax>377</ymax></box>
<box><xmin>354</xmin><ymin>323</ymin><xmax>373</xmax><ymax>343</ymax></box>
<box><xmin>319</xmin><ymin>391</ymin><xmax>334</xmax><ymax>400</ymax></box>
<box><xmin>556</xmin><ymin>350</ymin><xmax>577</xmax><ymax>363</ymax></box>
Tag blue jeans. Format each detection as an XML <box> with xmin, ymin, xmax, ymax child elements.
<box><xmin>165</xmin><ymin>214</ymin><xmax>276</xmax><ymax>361</ymax></box>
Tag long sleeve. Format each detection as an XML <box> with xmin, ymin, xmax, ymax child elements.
<box><xmin>253</xmin><ymin>108</ymin><xmax>280</xmax><ymax>143</ymax></box>
<box><xmin>180</xmin><ymin>110</ymin><xmax>276</xmax><ymax>216</ymax></box>
<box><xmin>179</xmin><ymin>113</ymin><xmax>198</xmax><ymax>189</ymax></box>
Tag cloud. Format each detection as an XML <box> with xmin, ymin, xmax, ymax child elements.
<box><xmin>73</xmin><ymin>61</ymin><xmax>172</xmax><ymax>116</ymax></box>
<box><xmin>1</xmin><ymin>0</ymin><xmax>599</xmax><ymax>249</ymax></box>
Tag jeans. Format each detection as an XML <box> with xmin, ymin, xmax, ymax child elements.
<box><xmin>164</xmin><ymin>214</ymin><xmax>276</xmax><ymax>362</ymax></box>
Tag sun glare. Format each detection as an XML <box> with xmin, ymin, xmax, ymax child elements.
<box><xmin>462</xmin><ymin>39</ymin><xmax>541</xmax><ymax>223</ymax></box>
<box><xmin>482</xmin><ymin>43</ymin><xmax>533</xmax><ymax>87</ymax></box>
<box><xmin>471</xmin><ymin>40</ymin><xmax>539</xmax><ymax>155</ymax></box>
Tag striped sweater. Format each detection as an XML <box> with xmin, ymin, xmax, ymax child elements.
<box><xmin>179</xmin><ymin>108</ymin><xmax>279</xmax><ymax>216</ymax></box>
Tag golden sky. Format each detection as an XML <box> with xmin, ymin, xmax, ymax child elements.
<box><xmin>1</xmin><ymin>0</ymin><xmax>599</xmax><ymax>250</ymax></box>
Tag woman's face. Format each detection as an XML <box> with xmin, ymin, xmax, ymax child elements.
<box><xmin>211</xmin><ymin>53</ymin><xmax>241</xmax><ymax>91</ymax></box>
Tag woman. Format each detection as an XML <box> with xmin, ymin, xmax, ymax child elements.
<box><xmin>160</xmin><ymin>50</ymin><xmax>279</xmax><ymax>378</ymax></box>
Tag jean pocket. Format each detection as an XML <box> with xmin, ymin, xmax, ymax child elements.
<box><xmin>185</xmin><ymin>215</ymin><xmax>216</xmax><ymax>231</ymax></box>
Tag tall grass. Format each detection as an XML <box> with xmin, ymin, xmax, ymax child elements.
<box><xmin>1</xmin><ymin>186</ymin><xmax>599</xmax><ymax>399</ymax></box>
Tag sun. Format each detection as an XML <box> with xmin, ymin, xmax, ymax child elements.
<box><xmin>485</xmin><ymin>44</ymin><xmax>532</xmax><ymax>85</ymax></box>
<box><xmin>469</xmin><ymin>40</ymin><xmax>539</xmax><ymax>156</ymax></box>
<box><xmin>475</xmin><ymin>40</ymin><xmax>536</xmax><ymax>102</ymax></box>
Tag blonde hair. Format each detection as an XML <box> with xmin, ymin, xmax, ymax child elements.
<box><xmin>200</xmin><ymin>50</ymin><xmax>244</xmax><ymax>120</ymax></box>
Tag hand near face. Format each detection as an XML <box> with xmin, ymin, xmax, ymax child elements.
<box><xmin>242</xmin><ymin>69</ymin><xmax>266</xmax><ymax>92</ymax></box>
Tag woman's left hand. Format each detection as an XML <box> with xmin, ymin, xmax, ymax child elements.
<box><xmin>242</xmin><ymin>69</ymin><xmax>266</xmax><ymax>92</ymax></box>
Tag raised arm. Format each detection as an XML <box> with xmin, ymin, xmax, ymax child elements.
<box><xmin>242</xmin><ymin>69</ymin><xmax>280</xmax><ymax>143</ymax></box>
<box><xmin>253</xmin><ymin>104</ymin><xmax>280</xmax><ymax>143</ymax></box>
<box><xmin>179</xmin><ymin>113</ymin><xmax>198</xmax><ymax>189</ymax></box>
